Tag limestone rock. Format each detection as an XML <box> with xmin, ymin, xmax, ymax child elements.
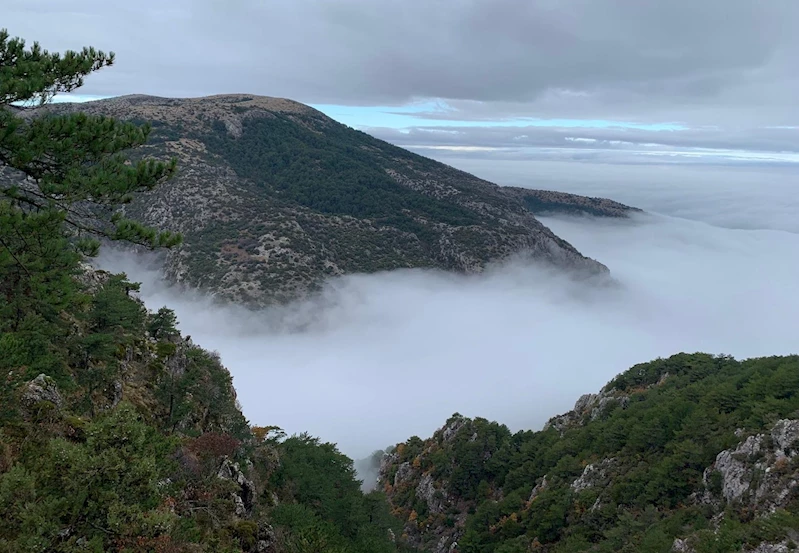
<box><xmin>217</xmin><ymin>457</ymin><xmax>256</xmax><ymax>516</ymax></box>
<box><xmin>256</xmin><ymin>523</ymin><xmax>277</xmax><ymax>553</ymax></box>
<box><xmin>712</xmin><ymin>434</ymin><xmax>762</xmax><ymax>502</ymax></box>
<box><xmin>544</xmin><ymin>390</ymin><xmax>629</xmax><ymax>433</ymax></box>
<box><xmin>394</xmin><ymin>461</ymin><xmax>414</xmax><ymax>488</ymax></box>
<box><xmin>571</xmin><ymin>458</ymin><xmax>617</xmax><ymax>492</ymax></box>
<box><xmin>771</xmin><ymin>419</ymin><xmax>799</xmax><ymax>454</ymax></box>
<box><xmin>76</xmin><ymin>262</ymin><xmax>111</xmax><ymax>293</ymax></box>
<box><xmin>590</xmin><ymin>395</ymin><xmax>630</xmax><ymax>421</ymax></box>
<box><xmin>20</xmin><ymin>374</ymin><xmax>63</xmax><ymax>418</ymax></box>
<box><xmin>441</xmin><ymin>416</ymin><xmax>468</xmax><ymax>442</ymax></box>
<box><xmin>573</xmin><ymin>394</ymin><xmax>598</xmax><ymax>414</ymax></box>
<box><xmin>528</xmin><ymin>475</ymin><xmax>549</xmax><ymax>503</ymax></box>
<box><xmin>417</xmin><ymin>473</ymin><xmax>447</xmax><ymax>514</ymax></box>
<box><xmin>747</xmin><ymin>542</ymin><xmax>792</xmax><ymax>553</ymax></box>
<box><xmin>378</xmin><ymin>450</ymin><xmax>400</xmax><ymax>487</ymax></box>
<box><xmin>705</xmin><ymin>419</ymin><xmax>799</xmax><ymax>512</ymax></box>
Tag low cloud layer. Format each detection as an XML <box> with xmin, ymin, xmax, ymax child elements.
<box><xmin>5</xmin><ymin>1</ymin><xmax>799</xmax><ymax>126</ymax></box>
<box><xmin>370</xmin><ymin>124</ymin><xmax>799</xmax><ymax>165</ymax></box>
<box><xmin>430</xmin><ymin>156</ymin><xmax>799</xmax><ymax>234</ymax></box>
<box><xmin>99</xmin><ymin>188</ymin><xmax>799</xmax><ymax>458</ymax></box>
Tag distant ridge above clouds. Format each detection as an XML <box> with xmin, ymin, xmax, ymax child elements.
<box><xmin>501</xmin><ymin>188</ymin><xmax>642</xmax><ymax>218</ymax></box>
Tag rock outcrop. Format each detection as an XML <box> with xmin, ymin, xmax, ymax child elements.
<box><xmin>543</xmin><ymin>389</ymin><xmax>630</xmax><ymax>434</ymax></box>
<box><xmin>570</xmin><ymin>458</ymin><xmax>617</xmax><ymax>493</ymax></box>
<box><xmin>703</xmin><ymin>419</ymin><xmax>799</xmax><ymax>511</ymax></box>
<box><xmin>19</xmin><ymin>374</ymin><xmax>63</xmax><ymax>419</ymax></box>
<box><xmin>379</xmin><ymin>415</ymin><xmax>507</xmax><ymax>553</ymax></box>
<box><xmin>217</xmin><ymin>457</ymin><xmax>257</xmax><ymax>517</ymax></box>
<box><xmin>380</xmin><ymin>355</ymin><xmax>799</xmax><ymax>553</ymax></box>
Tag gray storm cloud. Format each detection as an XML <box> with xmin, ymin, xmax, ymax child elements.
<box><xmin>97</xmin><ymin>163</ymin><xmax>799</xmax><ymax>459</ymax></box>
<box><xmin>4</xmin><ymin>0</ymin><xmax>799</xmax><ymax>125</ymax></box>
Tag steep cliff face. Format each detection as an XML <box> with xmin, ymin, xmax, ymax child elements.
<box><xmin>37</xmin><ymin>95</ymin><xmax>614</xmax><ymax>305</ymax></box>
<box><xmin>379</xmin><ymin>353</ymin><xmax>799</xmax><ymax>553</ymax></box>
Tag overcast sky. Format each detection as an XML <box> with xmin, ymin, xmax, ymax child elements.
<box><xmin>5</xmin><ymin>1</ymin><xmax>799</xmax><ymax>163</ymax></box>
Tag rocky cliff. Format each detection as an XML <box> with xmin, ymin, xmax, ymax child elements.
<box><xmin>36</xmin><ymin>94</ymin><xmax>619</xmax><ymax>305</ymax></box>
<box><xmin>378</xmin><ymin>353</ymin><xmax>799</xmax><ymax>553</ymax></box>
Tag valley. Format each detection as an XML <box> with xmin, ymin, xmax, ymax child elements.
<box><xmin>2</xmin><ymin>14</ymin><xmax>799</xmax><ymax>553</ymax></box>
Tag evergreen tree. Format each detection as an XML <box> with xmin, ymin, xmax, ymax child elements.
<box><xmin>0</xmin><ymin>29</ymin><xmax>181</xmax><ymax>386</ymax></box>
<box><xmin>0</xmin><ymin>28</ymin><xmax>179</xmax><ymax>252</ymax></box>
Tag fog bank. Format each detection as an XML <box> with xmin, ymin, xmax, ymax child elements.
<box><xmin>431</xmin><ymin>156</ymin><xmax>799</xmax><ymax>234</ymax></box>
<box><xmin>99</xmin><ymin>209</ymin><xmax>799</xmax><ymax>459</ymax></box>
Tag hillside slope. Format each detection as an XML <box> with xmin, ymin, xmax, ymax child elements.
<box><xmin>39</xmin><ymin>94</ymin><xmax>617</xmax><ymax>305</ymax></box>
<box><xmin>0</xmin><ymin>264</ymin><xmax>406</xmax><ymax>553</ymax></box>
<box><xmin>501</xmin><ymin>188</ymin><xmax>641</xmax><ymax>219</ymax></box>
<box><xmin>379</xmin><ymin>353</ymin><xmax>799</xmax><ymax>553</ymax></box>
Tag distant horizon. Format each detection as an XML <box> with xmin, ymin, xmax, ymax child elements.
<box><xmin>51</xmin><ymin>92</ymin><xmax>799</xmax><ymax>166</ymax></box>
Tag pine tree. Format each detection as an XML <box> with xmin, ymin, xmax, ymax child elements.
<box><xmin>0</xmin><ymin>28</ymin><xmax>179</xmax><ymax>252</ymax></box>
<box><xmin>0</xmin><ymin>29</ymin><xmax>180</xmax><ymax>396</ymax></box>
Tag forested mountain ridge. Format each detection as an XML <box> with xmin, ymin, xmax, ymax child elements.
<box><xmin>32</xmin><ymin>94</ymin><xmax>629</xmax><ymax>305</ymax></box>
<box><xmin>378</xmin><ymin>353</ymin><xmax>799</xmax><ymax>553</ymax></box>
<box><xmin>501</xmin><ymin>188</ymin><xmax>641</xmax><ymax>219</ymax></box>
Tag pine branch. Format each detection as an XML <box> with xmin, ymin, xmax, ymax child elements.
<box><xmin>0</xmin><ymin>234</ymin><xmax>32</xmax><ymax>276</ymax></box>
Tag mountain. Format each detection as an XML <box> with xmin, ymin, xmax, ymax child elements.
<box><xmin>37</xmin><ymin>94</ymin><xmax>635</xmax><ymax>305</ymax></box>
<box><xmin>6</xmin><ymin>36</ymin><xmax>794</xmax><ymax>553</ymax></box>
<box><xmin>377</xmin><ymin>353</ymin><xmax>799</xmax><ymax>553</ymax></box>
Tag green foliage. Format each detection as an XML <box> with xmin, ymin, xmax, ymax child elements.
<box><xmin>154</xmin><ymin>345</ymin><xmax>250</xmax><ymax>441</ymax></box>
<box><xmin>0</xmin><ymin>404</ymin><xmax>181</xmax><ymax>552</ymax></box>
<box><xmin>0</xmin><ymin>28</ymin><xmax>180</xmax><ymax>421</ymax></box>
<box><xmin>0</xmin><ymin>203</ymin><xmax>84</xmax><ymax>400</ymax></box>
<box><xmin>387</xmin><ymin>353</ymin><xmax>799</xmax><ymax>553</ymax></box>
<box><xmin>269</xmin><ymin>433</ymin><xmax>402</xmax><ymax>553</ymax></box>
<box><xmin>0</xmin><ymin>28</ymin><xmax>180</xmax><ymax>251</ymax></box>
<box><xmin>271</xmin><ymin>503</ymin><xmax>353</xmax><ymax>553</ymax></box>
<box><xmin>200</xmin><ymin>113</ymin><xmax>482</xmax><ymax>245</ymax></box>
<box><xmin>148</xmin><ymin>306</ymin><xmax>179</xmax><ymax>340</ymax></box>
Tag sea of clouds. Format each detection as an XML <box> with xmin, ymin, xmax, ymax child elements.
<box><xmin>98</xmin><ymin>159</ymin><xmax>799</xmax><ymax>460</ymax></box>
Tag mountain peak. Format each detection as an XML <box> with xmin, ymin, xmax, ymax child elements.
<box><xmin>38</xmin><ymin>93</ymin><xmax>625</xmax><ymax>305</ymax></box>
